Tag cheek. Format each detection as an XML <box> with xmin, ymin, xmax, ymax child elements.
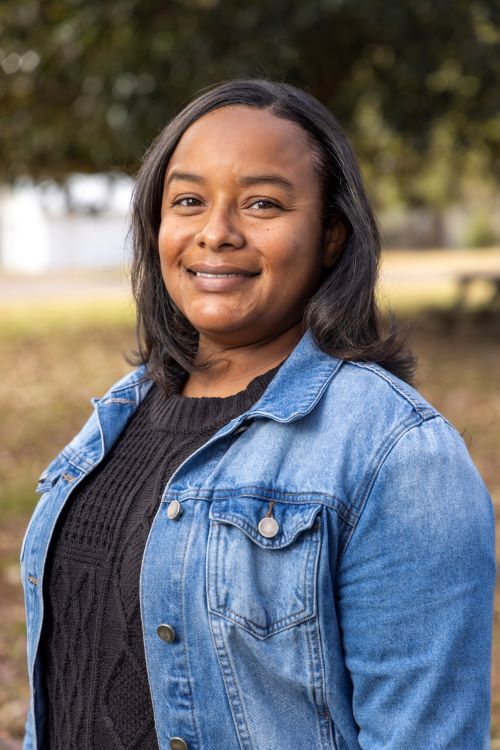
<box><xmin>157</xmin><ymin>223</ymin><xmax>169</xmax><ymax>263</ymax></box>
<box><xmin>157</xmin><ymin>225</ymin><xmax>185</xmax><ymax>300</ymax></box>
<box><xmin>257</xmin><ymin>214</ymin><xmax>322</xmax><ymax>263</ymax></box>
<box><xmin>158</xmin><ymin>220</ymin><xmax>190</xmax><ymax>263</ymax></box>
<box><xmin>264</xmin><ymin>233</ymin><xmax>322</xmax><ymax>284</ymax></box>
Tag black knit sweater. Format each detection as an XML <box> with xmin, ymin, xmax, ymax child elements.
<box><xmin>39</xmin><ymin>366</ymin><xmax>280</xmax><ymax>750</ymax></box>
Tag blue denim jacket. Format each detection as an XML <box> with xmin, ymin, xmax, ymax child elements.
<box><xmin>21</xmin><ymin>329</ymin><xmax>495</xmax><ymax>749</ymax></box>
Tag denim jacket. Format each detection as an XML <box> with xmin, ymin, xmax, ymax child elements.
<box><xmin>21</xmin><ymin>329</ymin><xmax>495</xmax><ymax>750</ymax></box>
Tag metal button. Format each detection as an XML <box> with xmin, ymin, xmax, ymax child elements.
<box><xmin>167</xmin><ymin>500</ymin><xmax>182</xmax><ymax>520</ymax></box>
<box><xmin>258</xmin><ymin>516</ymin><xmax>279</xmax><ymax>538</ymax></box>
<box><xmin>170</xmin><ymin>738</ymin><xmax>188</xmax><ymax>750</ymax></box>
<box><xmin>157</xmin><ymin>623</ymin><xmax>176</xmax><ymax>643</ymax></box>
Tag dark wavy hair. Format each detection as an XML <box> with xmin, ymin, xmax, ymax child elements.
<box><xmin>130</xmin><ymin>78</ymin><xmax>416</xmax><ymax>391</ymax></box>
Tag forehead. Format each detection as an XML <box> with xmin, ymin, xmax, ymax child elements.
<box><xmin>166</xmin><ymin>105</ymin><xmax>318</xmax><ymax>178</ymax></box>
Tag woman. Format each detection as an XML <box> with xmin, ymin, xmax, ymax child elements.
<box><xmin>21</xmin><ymin>79</ymin><xmax>495</xmax><ymax>750</ymax></box>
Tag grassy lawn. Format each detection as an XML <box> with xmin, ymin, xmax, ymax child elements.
<box><xmin>0</xmin><ymin>264</ymin><xmax>499</xmax><ymax>746</ymax></box>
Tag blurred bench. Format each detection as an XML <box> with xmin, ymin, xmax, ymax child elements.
<box><xmin>455</xmin><ymin>270</ymin><xmax>500</xmax><ymax>309</ymax></box>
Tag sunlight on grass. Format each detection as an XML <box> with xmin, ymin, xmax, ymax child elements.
<box><xmin>0</xmin><ymin>299</ymin><xmax>135</xmax><ymax>340</ymax></box>
<box><xmin>377</xmin><ymin>281</ymin><xmax>458</xmax><ymax>314</ymax></box>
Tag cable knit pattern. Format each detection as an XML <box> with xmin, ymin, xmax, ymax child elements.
<box><xmin>39</xmin><ymin>365</ymin><xmax>280</xmax><ymax>749</ymax></box>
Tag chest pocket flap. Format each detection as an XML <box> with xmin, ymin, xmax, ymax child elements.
<box><xmin>207</xmin><ymin>497</ymin><xmax>323</xmax><ymax>639</ymax></box>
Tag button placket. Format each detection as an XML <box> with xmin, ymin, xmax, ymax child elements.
<box><xmin>159</xmin><ymin>504</ymin><xmax>181</xmax><ymax>646</ymax></box>
<box><xmin>151</xmin><ymin>497</ymin><xmax>195</xmax><ymax>746</ymax></box>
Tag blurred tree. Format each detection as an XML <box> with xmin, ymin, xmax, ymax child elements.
<box><xmin>0</xmin><ymin>0</ymin><xmax>499</xmax><ymax>208</ymax></box>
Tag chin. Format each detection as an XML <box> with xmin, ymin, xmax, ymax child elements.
<box><xmin>187</xmin><ymin>311</ymin><xmax>255</xmax><ymax>336</ymax></box>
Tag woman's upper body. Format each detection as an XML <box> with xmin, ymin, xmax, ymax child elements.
<box><xmin>36</xmin><ymin>365</ymin><xmax>280</xmax><ymax>750</ymax></box>
<box><xmin>21</xmin><ymin>329</ymin><xmax>495</xmax><ymax>749</ymax></box>
<box><xmin>21</xmin><ymin>78</ymin><xmax>496</xmax><ymax>749</ymax></box>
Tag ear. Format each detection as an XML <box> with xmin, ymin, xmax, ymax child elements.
<box><xmin>322</xmin><ymin>218</ymin><xmax>347</xmax><ymax>268</ymax></box>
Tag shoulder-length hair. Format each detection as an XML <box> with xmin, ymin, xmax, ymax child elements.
<box><xmin>130</xmin><ymin>78</ymin><xmax>416</xmax><ymax>391</ymax></box>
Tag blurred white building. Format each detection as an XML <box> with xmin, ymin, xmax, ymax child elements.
<box><xmin>0</xmin><ymin>174</ymin><xmax>134</xmax><ymax>273</ymax></box>
<box><xmin>1</xmin><ymin>175</ymin><xmax>498</xmax><ymax>274</ymax></box>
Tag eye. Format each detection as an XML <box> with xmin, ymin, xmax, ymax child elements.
<box><xmin>172</xmin><ymin>196</ymin><xmax>202</xmax><ymax>208</ymax></box>
<box><xmin>248</xmin><ymin>199</ymin><xmax>280</xmax><ymax>210</ymax></box>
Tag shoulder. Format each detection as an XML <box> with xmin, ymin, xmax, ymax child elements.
<box><xmin>342</xmin><ymin>362</ymin><xmax>491</xmax><ymax>515</ymax></box>
<box><xmin>315</xmin><ymin>357</ymin><xmax>458</xmax><ymax>450</ymax></box>
<box><xmin>92</xmin><ymin>363</ymin><xmax>151</xmax><ymax>403</ymax></box>
<box><xmin>326</xmin><ymin>364</ymin><xmax>493</xmax><ymax>554</ymax></box>
<box><xmin>314</xmin><ymin>358</ymin><xmax>479</xmax><ymax>501</ymax></box>
<box><xmin>335</xmin><ymin>359</ymin><xmax>440</xmax><ymax>423</ymax></box>
<box><xmin>38</xmin><ymin>365</ymin><xmax>153</xmax><ymax>483</ymax></box>
<box><xmin>341</xmin><ymin>361</ymin><xmax>476</xmax><ymax>458</ymax></box>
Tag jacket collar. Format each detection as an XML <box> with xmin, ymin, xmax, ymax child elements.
<box><xmin>69</xmin><ymin>329</ymin><xmax>344</xmax><ymax>473</ymax></box>
<box><xmin>101</xmin><ymin>328</ymin><xmax>343</xmax><ymax>424</ymax></box>
<box><xmin>65</xmin><ymin>330</ymin><xmax>342</xmax><ymax>474</ymax></box>
<box><xmin>243</xmin><ymin>328</ymin><xmax>343</xmax><ymax>422</ymax></box>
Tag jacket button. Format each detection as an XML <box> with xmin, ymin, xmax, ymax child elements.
<box><xmin>167</xmin><ymin>500</ymin><xmax>182</xmax><ymax>520</ymax></box>
<box><xmin>170</xmin><ymin>738</ymin><xmax>188</xmax><ymax>750</ymax></box>
<box><xmin>157</xmin><ymin>624</ymin><xmax>176</xmax><ymax>643</ymax></box>
<box><xmin>258</xmin><ymin>516</ymin><xmax>279</xmax><ymax>538</ymax></box>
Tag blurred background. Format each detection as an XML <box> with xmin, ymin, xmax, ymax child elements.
<box><xmin>0</xmin><ymin>1</ymin><xmax>499</xmax><ymax>747</ymax></box>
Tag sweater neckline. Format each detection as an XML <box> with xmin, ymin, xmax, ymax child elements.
<box><xmin>147</xmin><ymin>363</ymin><xmax>284</xmax><ymax>433</ymax></box>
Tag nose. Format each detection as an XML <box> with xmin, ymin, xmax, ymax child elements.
<box><xmin>194</xmin><ymin>204</ymin><xmax>245</xmax><ymax>251</ymax></box>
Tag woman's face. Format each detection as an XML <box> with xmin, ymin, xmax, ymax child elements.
<box><xmin>158</xmin><ymin>105</ymin><xmax>342</xmax><ymax>349</ymax></box>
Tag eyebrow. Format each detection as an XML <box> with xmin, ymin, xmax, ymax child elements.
<box><xmin>238</xmin><ymin>175</ymin><xmax>294</xmax><ymax>194</ymax></box>
<box><xmin>165</xmin><ymin>171</ymin><xmax>205</xmax><ymax>186</ymax></box>
<box><xmin>165</xmin><ymin>170</ymin><xmax>295</xmax><ymax>195</ymax></box>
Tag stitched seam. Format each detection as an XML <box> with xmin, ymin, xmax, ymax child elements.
<box><xmin>341</xmin><ymin>413</ymin><xmax>441</xmax><ymax>556</ymax></box>
<box><xmin>247</xmin><ymin>358</ymin><xmax>344</xmax><ymax>421</ymax></box>
<box><xmin>204</xmin><ymin>488</ymin><xmax>347</xmax><ymax>502</ymax></box>
<box><xmin>62</xmin><ymin>450</ymin><xmax>95</xmax><ymax>473</ymax></box>
<box><xmin>100</xmin><ymin>397</ymin><xmax>135</xmax><ymax>405</ymax></box>
<box><xmin>27</xmin><ymin>466</ymin><xmax>89</xmax><ymax>731</ymax></box>
<box><xmin>212</xmin><ymin>522</ymin><xmax>320</xmax><ymax>636</ymax></box>
<box><xmin>211</xmin><ymin>511</ymin><xmax>319</xmax><ymax>547</ymax></box>
<box><xmin>179</xmin><ymin>505</ymin><xmax>203</xmax><ymax>748</ymax></box>
<box><xmin>348</xmin><ymin>360</ymin><xmax>433</xmax><ymax>417</ymax></box>
<box><xmin>209</xmin><ymin>617</ymin><xmax>254</xmax><ymax>749</ymax></box>
<box><xmin>348</xmin><ymin>412</ymin><xmax>423</xmax><ymax>519</ymax></box>
<box><xmin>309</xmin><ymin>624</ymin><xmax>336</xmax><ymax>749</ymax></box>
<box><xmin>215</xmin><ymin>607</ymin><xmax>315</xmax><ymax>637</ymax></box>
<box><xmin>175</xmin><ymin>490</ymin><xmax>356</xmax><ymax>525</ymax></box>
<box><xmin>138</xmin><ymin>504</ymin><xmax>163</xmax><ymax>745</ymax></box>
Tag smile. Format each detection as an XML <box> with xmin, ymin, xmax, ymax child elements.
<box><xmin>186</xmin><ymin>268</ymin><xmax>259</xmax><ymax>292</ymax></box>
<box><xmin>189</xmin><ymin>271</ymin><xmax>256</xmax><ymax>278</ymax></box>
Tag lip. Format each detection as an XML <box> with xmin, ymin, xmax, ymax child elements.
<box><xmin>186</xmin><ymin>263</ymin><xmax>260</xmax><ymax>275</ymax></box>
<box><xmin>184</xmin><ymin>263</ymin><xmax>260</xmax><ymax>292</ymax></box>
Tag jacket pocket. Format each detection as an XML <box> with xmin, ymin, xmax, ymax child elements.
<box><xmin>207</xmin><ymin>497</ymin><xmax>323</xmax><ymax>639</ymax></box>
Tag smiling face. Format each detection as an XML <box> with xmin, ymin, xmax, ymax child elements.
<box><xmin>158</xmin><ymin>105</ymin><xmax>343</xmax><ymax>352</ymax></box>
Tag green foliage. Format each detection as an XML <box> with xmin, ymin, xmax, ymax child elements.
<box><xmin>0</xmin><ymin>0</ymin><xmax>499</xmax><ymax>205</ymax></box>
<box><xmin>463</xmin><ymin>210</ymin><xmax>499</xmax><ymax>247</ymax></box>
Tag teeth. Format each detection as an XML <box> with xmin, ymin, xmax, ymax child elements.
<box><xmin>194</xmin><ymin>272</ymin><xmax>243</xmax><ymax>277</ymax></box>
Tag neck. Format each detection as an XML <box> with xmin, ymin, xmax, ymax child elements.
<box><xmin>181</xmin><ymin>323</ymin><xmax>303</xmax><ymax>397</ymax></box>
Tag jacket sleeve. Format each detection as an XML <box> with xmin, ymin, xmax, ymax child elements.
<box><xmin>336</xmin><ymin>415</ymin><xmax>495</xmax><ymax>749</ymax></box>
